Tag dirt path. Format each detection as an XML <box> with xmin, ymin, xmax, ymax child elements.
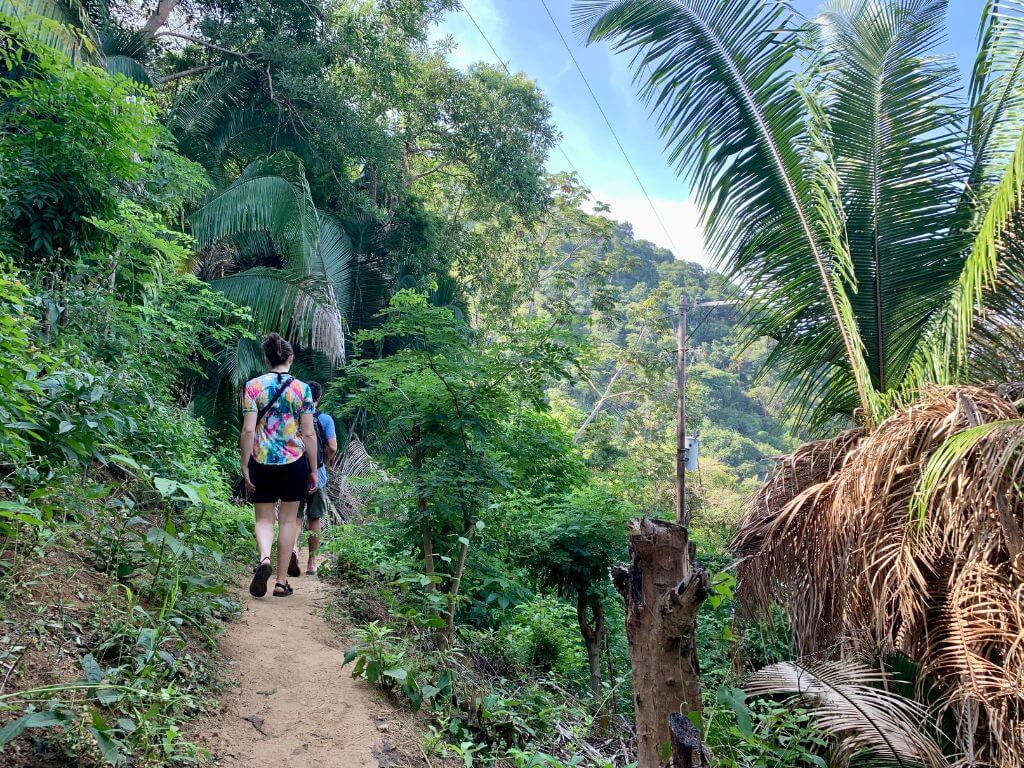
<box><xmin>199</xmin><ymin>554</ymin><xmax>385</xmax><ymax>767</ymax></box>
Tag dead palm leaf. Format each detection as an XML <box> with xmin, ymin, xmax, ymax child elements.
<box><xmin>746</xmin><ymin>659</ymin><xmax>950</xmax><ymax>768</ymax></box>
<box><xmin>734</xmin><ymin>385</ymin><xmax>1024</xmax><ymax>768</ymax></box>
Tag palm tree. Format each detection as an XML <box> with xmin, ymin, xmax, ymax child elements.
<box><xmin>576</xmin><ymin>0</ymin><xmax>1024</xmax><ymax>432</ymax></box>
<box><xmin>733</xmin><ymin>386</ymin><xmax>1024</xmax><ymax>768</ymax></box>
<box><xmin>190</xmin><ymin>151</ymin><xmax>351</xmax><ymax>361</ymax></box>
<box><xmin>579</xmin><ymin>1</ymin><xmax>1024</xmax><ymax>765</ymax></box>
<box><xmin>184</xmin><ymin>150</ymin><xmax>356</xmax><ymax>434</ymax></box>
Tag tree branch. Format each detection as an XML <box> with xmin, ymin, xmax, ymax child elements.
<box><xmin>158</xmin><ymin>64</ymin><xmax>215</xmax><ymax>84</ymax></box>
<box><xmin>574</xmin><ymin>324</ymin><xmax>648</xmax><ymax>443</ymax></box>
<box><xmin>142</xmin><ymin>0</ymin><xmax>181</xmax><ymax>38</ymax></box>
<box><xmin>410</xmin><ymin>160</ymin><xmax>457</xmax><ymax>182</ymax></box>
<box><xmin>660</xmin><ymin>568</ymin><xmax>709</xmax><ymax>634</ymax></box>
<box><xmin>154</xmin><ymin>32</ymin><xmax>252</xmax><ymax>60</ymax></box>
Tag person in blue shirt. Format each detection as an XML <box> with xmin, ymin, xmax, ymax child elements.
<box><xmin>289</xmin><ymin>381</ymin><xmax>337</xmax><ymax>576</ymax></box>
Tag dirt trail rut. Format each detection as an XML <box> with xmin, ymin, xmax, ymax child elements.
<box><xmin>200</xmin><ymin>555</ymin><xmax>383</xmax><ymax>767</ymax></box>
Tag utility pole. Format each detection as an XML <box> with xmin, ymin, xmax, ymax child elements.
<box><xmin>676</xmin><ymin>297</ymin><xmax>739</xmax><ymax>528</ymax></box>
<box><xmin>676</xmin><ymin>293</ymin><xmax>688</xmax><ymax>526</ymax></box>
<box><xmin>615</xmin><ymin>294</ymin><xmax>739</xmax><ymax>767</ymax></box>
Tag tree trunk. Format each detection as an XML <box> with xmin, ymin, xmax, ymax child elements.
<box><xmin>410</xmin><ymin>427</ymin><xmax>434</xmax><ymax>588</ymax></box>
<box><xmin>577</xmin><ymin>592</ymin><xmax>610</xmax><ymax>735</ymax></box>
<box><xmin>603</xmin><ymin>626</ymin><xmax>617</xmax><ymax>717</ymax></box>
<box><xmin>612</xmin><ymin>517</ymin><xmax>708</xmax><ymax>768</ymax></box>
<box><xmin>142</xmin><ymin>0</ymin><xmax>181</xmax><ymax>38</ymax></box>
<box><xmin>441</xmin><ymin>523</ymin><xmax>475</xmax><ymax>647</ymax></box>
<box><xmin>419</xmin><ymin>493</ymin><xmax>433</xmax><ymax>587</ymax></box>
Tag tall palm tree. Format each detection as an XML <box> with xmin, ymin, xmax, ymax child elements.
<box><xmin>190</xmin><ymin>151</ymin><xmax>351</xmax><ymax>362</ymax></box>
<box><xmin>576</xmin><ymin>0</ymin><xmax>1024</xmax><ymax>431</ymax></box>
<box><xmin>185</xmin><ymin>150</ymin><xmax>354</xmax><ymax>433</ymax></box>
<box><xmin>580</xmin><ymin>2</ymin><xmax>1024</xmax><ymax>765</ymax></box>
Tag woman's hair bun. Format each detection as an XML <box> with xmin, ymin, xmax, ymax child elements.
<box><xmin>262</xmin><ymin>332</ymin><xmax>293</xmax><ymax>367</ymax></box>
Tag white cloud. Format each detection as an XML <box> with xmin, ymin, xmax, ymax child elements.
<box><xmin>589</xmin><ymin>192</ymin><xmax>711</xmax><ymax>268</ymax></box>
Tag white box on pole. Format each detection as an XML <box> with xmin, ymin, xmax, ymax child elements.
<box><xmin>684</xmin><ymin>436</ymin><xmax>699</xmax><ymax>471</ymax></box>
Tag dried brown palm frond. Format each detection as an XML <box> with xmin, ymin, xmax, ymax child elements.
<box><xmin>733</xmin><ymin>385</ymin><xmax>1024</xmax><ymax>768</ymax></box>
<box><xmin>325</xmin><ymin>435</ymin><xmax>386</xmax><ymax>523</ymax></box>
<box><xmin>746</xmin><ymin>659</ymin><xmax>949</xmax><ymax>768</ymax></box>
<box><xmin>732</xmin><ymin>427</ymin><xmax>866</xmax><ymax>639</ymax></box>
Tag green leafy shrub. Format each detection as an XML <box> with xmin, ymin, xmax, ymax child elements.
<box><xmin>506</xmin><ymin>596</ymin><xmax>584</xmax><ymax>677</ymax></box>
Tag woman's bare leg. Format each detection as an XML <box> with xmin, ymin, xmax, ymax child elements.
<box><xmin>307</xmin><ymin>517</ymin><xmax>322</xmax><ymax>571</ymax></box>
<box><xmin>291</xmin><ymin>507</ymin><xmax>305</xmax><ymax>558</ymax></box>
<box><xmin>254</xmin><ymin>503</ymin><xmax>276</xmax><ymax>562</ymax></box>
<box><xmin>276</xmin><ymin>501</ymin><xmax>300</xmax><ymax>584</ymax></box>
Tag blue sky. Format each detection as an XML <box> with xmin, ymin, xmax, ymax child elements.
<box><xmin>432</xmin><ymin>1</ymin><xmax>985</xmax><ymax>266</ymax></box>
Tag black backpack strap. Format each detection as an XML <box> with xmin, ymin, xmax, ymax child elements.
<box><xmin>255</xmin><ymin>375</ymin><xmax>294</xmax><ymax>428</ymax></box>
<box><xmin>312</xmin><ymin>410</ymin><xmax>327</xmax><ymax>468</ymax></box>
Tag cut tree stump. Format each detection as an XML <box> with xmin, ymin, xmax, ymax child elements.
<box><xmin>612</xmin><ymin>517</ymin><xmax>709</xmax><ymax>768</ymax></box>
<box><xmin>667</xmin><ymin>713</ymin><xmax>701</xmax><ymax>768</ymax></box>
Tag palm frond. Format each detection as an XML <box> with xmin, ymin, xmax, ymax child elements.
<box><xmin>0</xmin><ymin>0</ymin><xmax>98</xmax><ymax>62</ymax></box>
<box><xmin>103</xmin><ymin>53</ymin><xmax>149</xmax><ymax>83</ymax></box>
<box><xmin>190</xmin><ymin>105</ymin><xmax>279</xmax><ymax>178</ymax></box>
<box><xmin>911</xmin><ymin>415</ymin><xmax>1024</xmax><ymax>526</ymax></box>
<box><xmin>189</xmin><ymin>152</ymin><xmax>320</xmax><ymax>271</ymax></box>
<box><xmin>818</xmin><ymin>0</ymin><xmax>965</xmax><ymax>395</ymax></box>
<box><xmin>217</xmin><ymin>334</ymin><xmax>264</xmax><ymax>387</ymax></box>
<box><xmin>968</xmin><ymin>0</ymin><xmax>1024</xmax><ymax>190</ymax></box>
<box><xmin>735</xmin><ymin>385</ymin><xmax>1024</xmax><ymax>768</ymax></box>
<box><xmin>97</xmin><ymin>23</ymin><xmax>151</xmax><ymax>84</ymax></box>
<box><xmin>315</xmin><ymin>210</ymin><xmax>354</xmax><ymax>319</ymax></box>
<box><xmin>168</xmin><ymin>60</ymin><xmax>259</xmax><ymax>141</ymax></box>
<box><xmin>189</xmin><ymin>364</ymin><xmax>243</xmax><ymax>443</ymax></box>
<box><xmin>747</xmin><ymin>659</ymin><xmax>949</xmax><ymax>768</ymax></box>
<box><xmin>211</xmin><ymin>267</ymin><xmax>345</xmax><ymax>362</ymax></box>
<box><xmin>949</xmin><ymin>129</ymin><xmax>1024</xmax><ymax>372</ymax></box>
<box><xmin>575</xmin><ymin>0</ymin><xmax>876</xmax><ymax>425</ymax></box>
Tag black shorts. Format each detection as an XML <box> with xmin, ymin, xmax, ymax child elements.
<box><xmin>298</xmin><ymin>487</ymin><xmax>327</xmax><ymax>520</ymax></box>
<box><xmin>248</xmin><ymin>456</ymin><xmax>310</xmax><ymax>503</ymax></box>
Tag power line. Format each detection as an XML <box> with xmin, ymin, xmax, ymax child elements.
<box><xmin>460</xmin><ymin>4</ymin><xmax>584</xmax><ymax>181</ymax></box>
<box><xmin>535</xmin><ymin>0</ymin><xmax>682</xmax><ymax>257</ymax></box>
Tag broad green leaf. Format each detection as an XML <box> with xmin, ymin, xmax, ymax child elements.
<box><xmin>152</xmin><ymin>477</ymin><xmax>177</xmax><ymax>497</ymax></box>
<box><xmin>81</xmin><ymin>653</ymin><xmax>103</xmax><ymax>683</ymax></box>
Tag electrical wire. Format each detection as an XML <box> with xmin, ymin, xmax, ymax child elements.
<box><xmin>535</xmin><ymin>0</ymin><xmax>682</xmax><ymax>256</ymax></box>
<box><xmin>461</xmin><ymin>0</ymin><xmax>679</xmax><ymax>256</ymax></box>
<box><xmin>461</xmin><ymin>4</ymin><xmax>584</xmax><ymax>181</ymax></box>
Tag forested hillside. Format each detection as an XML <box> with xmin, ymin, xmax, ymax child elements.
<box><xmin>543</xmin><ymin>218</ymin><xmax>796</xmax><ymax>519</ymax></box>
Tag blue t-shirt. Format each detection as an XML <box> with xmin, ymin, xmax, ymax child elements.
<box><xmin>314</xmin><ymin>411</ymin><xmax>336</xmax><ymax>487</ymax></box>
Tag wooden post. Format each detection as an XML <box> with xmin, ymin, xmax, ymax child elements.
<box><xmin>612</xmin><ymin>519</ymin><xmax>708</xmax><ymax>768</ymax></box>
<box><xmin>607</xmin><ymin>292</ymin><xmax>718</xmax><ymax>768</ymax></box>
<box><xmin>676</xmin><ymin>294</ymin><xmax>687</xmax><ymax>526</ymax></box>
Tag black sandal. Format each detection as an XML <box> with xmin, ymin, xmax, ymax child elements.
<box><xmin>272</xmin><ymin>581</ymin><xmax>293</xmax><ymax>597</ymax></box>
<box><xmin>249</xmin><ymin>557</ymin><xmax>272</xmax><ymax>598</ymax></box>
<box><xmin>288</xmin><ymin>551</ymin><xmax>301</xmax><ymax>578</ymax></box>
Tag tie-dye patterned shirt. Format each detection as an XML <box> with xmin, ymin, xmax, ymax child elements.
<box><xmin>242</xmin><ymin>373</ymin><xmax>314</xmax><ymax>465</ymax></box>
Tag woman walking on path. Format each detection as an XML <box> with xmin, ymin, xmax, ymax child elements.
<box><xmin>240</xmin><ymin>333</ymin><xmax>318</xmax><ymax>598</ymax></box>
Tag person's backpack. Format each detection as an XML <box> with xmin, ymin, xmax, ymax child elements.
<box><xmin>312</xmin><ymin>410</ymin><xmax>328</xmax><ymax>470</ymax></box>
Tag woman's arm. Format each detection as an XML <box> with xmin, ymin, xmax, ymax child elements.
<box><xmin>300</xmin><ymin>411</ymin><xmax>319</xmax><ymax>491</ymax></box>
<box><xmin>240</xmin><ymin>411</ymin><xmax>257</xmax><ymax>492</ymax></box>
